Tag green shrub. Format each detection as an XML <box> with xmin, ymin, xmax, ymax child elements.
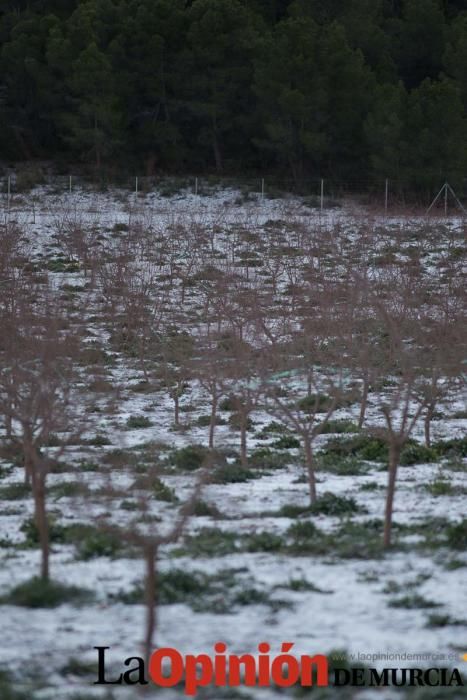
<box><xmin>74</xmin><ymin>529</ymin><xmax>123</xmax><ymax>560</ymax></box>
<box><xmin>153</xmin><ymin>477</ymin><xmax>178</xmax><ymax>502</ymax></box>
<box><xmin>172</xmin><ymin>444</ymin><xmax>208</xmax><ymax>471</ymax></box>
<box><xmin>219</xmin><ymin>397</ymin><xmax>236</xmax><ymax>411</ymax></box>
<box><xmin>426</xmin><ymin>613</ymin><xmax>465</xmax><ymax>628</ymax></box>
<box><xmin>333</xmin><ymin>519</ymin><xmax>385</xmax><ymax>558</ymax></box>
<box><xmin>245</xmin><ymin>531</ymin><xmax>284</xmax><ymax>553</ymax></box>
<box><xmin>400</xmin><ymin>443</ymin><xmax>439</xmax><ymax>465</ymax></box>
<box><xmin>322</xmin><ymin>435</ymin><xmax>388</xmax><ymax>462</ymax></box>
<box><xmin>1</xmin><ymin>577</ymin><xmax>92</xmax><ymax>608</ymax></box>
<box><xmin>210</xmin><ymin>464</ymin><xmax>256</xmax><ymax>483</ymax></box>
<box><xmin>271</xmin><ymin>435</ymin><xmax>300</xmax><ymax>449</ymax></box>
<box><xmin>47</xmin><ymin>258</ymin><xmax>80</xmax><ymax>273</ymax></box>
<box><xmin>228</xmin><ymin>413</ymin><xmax>253</xmax><ymax>430</ymax></box>
<box><xmin>77</xmin><ymin>460</ymin><xmax>100</xmax><ymax>472</ymax></box>
<box><xmin>126</xmin><ymin>415</ymin><xmax>153</xmax><ymax>429</ymax></box>
<box><xmin>286</xmin><ymin>521</ymin><xmax>325</xmax><ymax>554</ymax></box>
<box><xmin>317</xmin><ymin>453</ymin><xmax>369</xmax><ymax>476</ymax></box>
<box><xmin>257</xmin><ymin>421</ymin><xmax>288</xmax><ymax>437</ymax></box>
<box><xmin>309</xmin><ymin>492</ymin><xmax>365</xmax><ymax>516</ymax></box>
<box><xmin>196</xmin><ymin>414</ymin><xmax>226</xmax><ymax>427</ymax></box>
<box><xmin>297</xmin><ymin>394</ymin><xmax>332</xmax><ymax>413</ymax></box>
<box><xmin>434</xmin><ymin>437</ymin><xmax>467</xmax><ymax>458</ymax></box>
<box><xmin>249</xmin><ymin>447</ymin><xmax>287</xmax><ymax>469</ymax></box>
<box><xmin>20</xmin><ymin>516</ymin><xmax>68</xmax><ymax>546</ymax></box>
<box><xmin>86</xmin><ymin>433</ymin><xmax>111</xmax><ymax>447</ymax></box>
<box><xmin>192</xmin><ymin>499</ymin><xmax>220</xmax><ymax>517</ymax></box>
<box><xmin>279</xmin><ymin>503</ymin><xmax>312</xmax><ymax>518</ymax></box>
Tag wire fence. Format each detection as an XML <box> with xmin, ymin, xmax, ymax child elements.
<box><xmin>1</xmin><ymin>171</ymin><xmax>467</xmax><ymax>217</ymax></box>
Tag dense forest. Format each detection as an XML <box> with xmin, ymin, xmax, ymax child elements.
<box><xmin>2</xmin><ymin>0</ymin><xmax>467</xmax><ymax>189</ymax></box>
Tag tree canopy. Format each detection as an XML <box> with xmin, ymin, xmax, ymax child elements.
<box><xmin>1</xmin><ymin>0</ymin><xmax>466</xmax><ymax>190</ymax></box>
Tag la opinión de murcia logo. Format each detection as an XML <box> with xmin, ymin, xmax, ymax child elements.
<box><xmin>95</xmin><ymin>644</ymin><xmax>328</xmax><ymax>694</ymax></box>
<box><xmin>94</xmin><ymin>645</ymin><xmax>464</xmax><ymax>695</ymax></box>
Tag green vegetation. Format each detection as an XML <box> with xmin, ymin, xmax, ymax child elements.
<box><xmin>1</xmin><ymin>577</ymin><xmax>92</xmax><ymax>608</ymax></box>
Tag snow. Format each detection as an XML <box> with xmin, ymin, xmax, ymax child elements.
<box><xmin>0</xmin><ymin>185</ymin><xmax>466</xmax><ymax>698</ymax></box>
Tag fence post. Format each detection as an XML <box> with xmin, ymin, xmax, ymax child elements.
<box><xmin>195</xmin><ymin>177</ymin><xmax>198</xmax><ymax>196</ymax></box>
<box><xmin>69</xmin><ymin>175</ymin><xmax>72</xmax><ymax>195</ymax></box>
<box><xmin>444</xmin><ymin>181</ymin><xmax>448</xmax><ymax>216</ymax></box>
<box><xmin>135</xmin><ymin>176</ymin><xmax>138</xmax><ymax>198</ymax></box>
<box><xmin>320</xmin><ymin>178</ymin><xmax>324</xmax><ymax>213</ymax></box>
<box><xmin>7</xmin><ymin>175</ymin><xmax>11</xmax><ymax>215</ymax></box>
<box><xmin>261</xmin><ymin>178</ymin><xmax>265</xmax><ymax>201</ymax></box>
<box><xmin>385</xmin><ymin>178</ymin><xmax>389</xmax><ymax>215</ymax></box>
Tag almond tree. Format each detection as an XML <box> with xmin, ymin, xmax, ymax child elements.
<box><xmin>0</xmin><ymin>291</ymin><xmax>85</xmax><ymax>580</ymax></box>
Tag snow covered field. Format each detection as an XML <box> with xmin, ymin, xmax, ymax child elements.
<box><xmin>0</xmin><ymin>185</ymin><xmax>465</xmax><ymax>699</ymax></box>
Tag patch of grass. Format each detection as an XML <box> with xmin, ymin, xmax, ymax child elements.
<box><xmin>360</xmin><ymin>481</ymin><xmax>382</xmax><ymax>491</ymax></box>
<box><xmin>320</xmin><ymin>420</ymin><xmax>360</xmax><ymax>434</ymax></box>
<box><xmin>443</xmin><ymin>457</ymin><xmax>466</xmax><ymax>473</ymax></box>
<box><xmin>321</xmin><ymin>434</ymin><xmax>388</xmax><ymax>462</ymax></box>
<box><xmin>434</xmin><ymin>437</ymin><xmax>467</xmax><ymax>459</ymax></box>
<box><xmin>249</xmin><ymin>447</ymin><xmax>288</xmax><ymax>469</ymax></box>
<box><xmin>210</xmin><ymin>464</ymin><xmax>257</xmax><ymax>483</ymax></box>
<box><xmin>132</xmin><ymin>474</ymin><xmax>178</xmax><ymax>502</ymax></box>
<box><xmin>77</xmin><ymin>460</ymin><xmax>100</xmax><ymax>472</ymax></box>
<box><xmin>279</xmin><ymin>578</ymin><xmax>332</xmax><ymax>593</ymax></box>
<box><xmin>47</xmin><ymin>258</ymin><xmax>80</xmax><ymax>273</ymax></box>
<box><xmin>399</xmin><ymin>443</ymin><xmax>439</xmax><ymax>465</ymax></box>
<box><xmin>125</xmin><ymin>415</ymin><xmax>153</xmax><ymax>429</ymax></box>
<box><xmin>219</xmin><ymin>397</ymin><xmax>236</xmax><ymax>411</ymax></box>
<box><xmin>309</xmin><ymin>492</ymin><xmax>365</xmax><ymax>516</ymax></box>
<box><xmin>388</xmin><ymin>594</ymin><xmax>441</xmax><ymax>609</ymax></box>
<box><xmin>172</xmin><ymin>444</ymin><xmax>208</xmax><ymax>471</ymax></box>
<box><xmin>192</xmin><ymin>499</ymin><xmax>221</xmax><ymax>517</ymax></box>
<box><xmin>228</xmin><ymin>413</ymin><xmax>254</xmax><ymax>431</ymax></box>
<box><xmin>425</xmin><ymin>478</ymin><xmax>454</xmax><ymax>496</ymax></box>
<box><xmin>0</xmin><ymin>482</ymin><xmax>31</xmax><ymax>500</ymax></box>
<box><xmin>196</xmin><ymin>414</ymin><xmax>226</xmax><ymax>427</ymax></box>
<box><xmin>75</xmin><ymin>529</ymin><xmax>123</xmax><ymax>560</ymax></box>
<box><xmin>86</xmin><ymin>433</ymin><xmax>111</xmax><ymax>447</ymax></box>
<box><xmin>317</xmin><ymin>453</ymin><xmax>369</xmax><ymax>476</ymax></box>
<box><xmin>446</xmin><ymin>519</ymin><xmax>467</xmax><ymax>550</ymax></box>
<box><xmin>245</xmin><ymin>531</ymin><xmax>284</xmax><ymax>553</ymax></box>
<box><xmin>426</xmin><ymin>613</ymin><xmax>466</xmax><ymax>628</ymax></box>
<box><xmin>256</xmin><ymin>421</ymin><xmax>288</xmax><ymax>437</ymax></box>
<box><xmin>1</xmin><ymin>577</ymin><xmax>92</xmax><ymax>608</ymax></box>
<box><xmin>153</xmin><ymin>477</ymin><xmax>178</xmax><ymax>502</ymax></box>
<box><xmin>48</xmin><ymin>481</ymin><xmax>90</xmax><ymax>500</ymax></box>
<box><xmin>279</xmin><ymin>503</ymin><xmax>312</xmax><ymax>518</ymax></box>
<box><xmin>332</xmin><ymin>520</ymin><xmax>386</xmax><ymax>559</ymax></box>
<box><xmin>271</xmin><ymin>435</ymin><xmax>300</xmax><ymax>449</ymax></box>
<box><xmin>116</xmin><ymin>566</ymin><xmax>270</xmax><ymax>613</ymax></box>
<box><xmin>179</xmin><ymin>528</ymin><xmax>239</xmax><ymax>557</ymax></box>
<box><xmin>0</xmin><ymin>670</ymin><xmax>31</xmax><ymax>700</ymax></box>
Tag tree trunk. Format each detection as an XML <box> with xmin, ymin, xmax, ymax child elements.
<box><xmin>209</xmin><ymin>391</ymin><xmax>218</xmax><ymax>449</ymax></box>
<box><xmin>303</xmin><ymin>435</ymin><xmax>317</xmax><ymax>504</ymax></box>
<box><xmin>32</xmin><ymin>470</ymin><xmax>49</xmax><ymax>581</ymax></box>
<box><xmin>240</xmin><ymin>413</ymin><xmax>248</xmax><ymax>467</ymax></box>
<box><xmin>358</xmin><ymin>374</ymin><xmax>369</xmax><ymax>430</ymax></box>
<box><xmin>424</xmin><ymin>404</ymin><xmax>435</xmax><ymax>448</ymax></box>
<box><xmin>143</xmin><ymin>544</ymin><xmax>157</xmax><ymax>669</ymax></box>
<box><xmin>384</xmin><ymin>443</ymin><xmax>400</xmax><ymax>548</ymax></box>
